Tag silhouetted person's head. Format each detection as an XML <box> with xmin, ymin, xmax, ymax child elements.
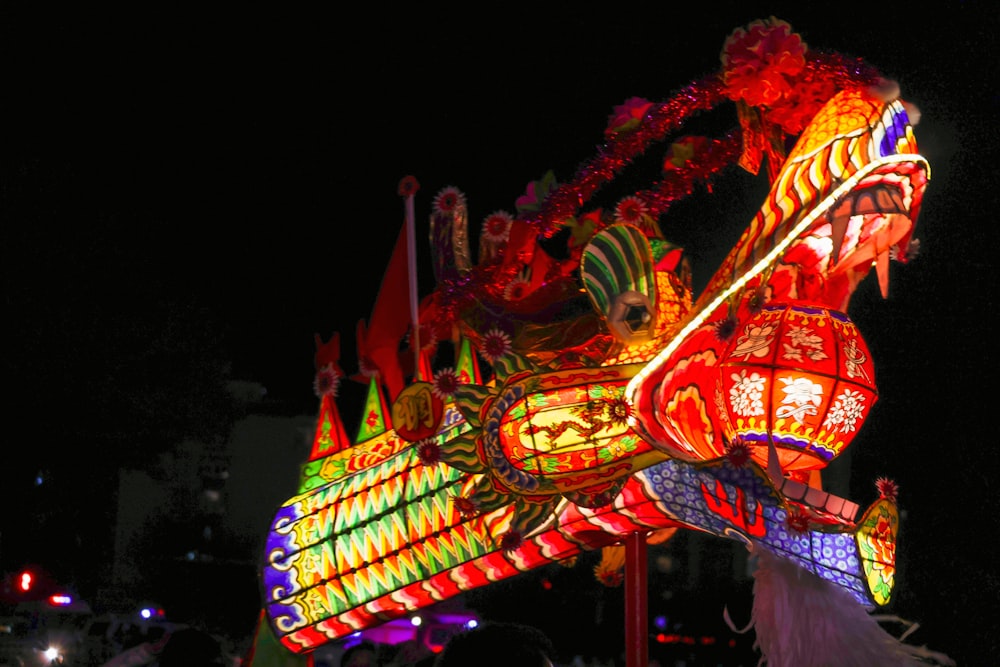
<box><xmin>157</xmin><ymin>628</ymin><xmax>224</xmax><ymax>667</ymax></box>
<box><xmin>341</xmin><ymin>640</ymin><xmax>379</xmax><ymax>667</ymax></box>
<box><xmin>433</xmin><ymin>622</ymin><xmax>555</xmax><ymax>667</ymax></box>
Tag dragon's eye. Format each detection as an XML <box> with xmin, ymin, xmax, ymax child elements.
<box><xmin>607</xmin><ymin>290</ymin><xmax>656</xmax><ymax>345</ymax></box>
<box><xmin>623</xmin><ymin>304</ymin><xmax>652</xmax><ymax>334</ymax></box>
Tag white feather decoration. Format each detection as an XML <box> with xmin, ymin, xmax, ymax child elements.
<box><xmin>724</xmin><ymin>545</ymin><xmax>955</xmax><ymax>667</ymax></box>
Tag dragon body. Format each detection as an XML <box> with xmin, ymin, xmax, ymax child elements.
<box><xmin>258</xmin><ymin>37</ymin><xmax>929</xmax><ymax>660</ymax></box>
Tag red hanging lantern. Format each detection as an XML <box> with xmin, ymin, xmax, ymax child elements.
<box><xmin>717</xmin><ymin>301</ymin><xmax>878</xmax><ymax>476</ymax></box>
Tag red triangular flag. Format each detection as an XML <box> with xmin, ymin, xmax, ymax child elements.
<box><xmin>364</xmin><ymin>221</ymin><xmax>411</xmax><ymax>402</ymax></box>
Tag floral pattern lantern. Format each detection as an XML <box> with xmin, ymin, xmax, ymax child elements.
<box><xmin>717</xmin><ymin>301</ymin><xmax>878</xmax><ymax>476</ymax></box>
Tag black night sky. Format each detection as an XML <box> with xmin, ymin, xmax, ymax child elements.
<box><xmin>3</xmin><ymin>3</ymin><xmax>998</xmax><ymax>664</ymax></box>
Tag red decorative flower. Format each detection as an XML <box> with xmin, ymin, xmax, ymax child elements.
<box><xmin>606</xmin><ymin>96</ymin><xmax>653</xmax><ymax>135</ymax></box>
<box><xmin>614</xmin><ymin>195</ymin><xmax>649</xmax><ymax>226</ymax></box>
<box><xmin>725</xmin><ymin>438</ymin><xmax>752</xmax><ymax>467</ymax></box>
<box><xmin>480</xmin><ymin>327</ymin><xmax>512</xmax><ymax>364</ymax></box>
<box><xmin>453</xmin><ymin>496</ymin><xmax>479</xmax><ymax>518</ymax></box>
<box><xmin>500</xmin><ymin>529</ymin><xmax>523</xmax><ymax>553</ymax></box>
<box><xmin>746</xmin><ymin>287</ymin><xmax>766</xmax><ymax>314</ymax></box>
<box><xmin>432</xmin><ymin>367</ymin><xmax>459</xmax><ymax>400</ymax></box>
<box><xmin>503</xmin><ymin>278</ymin><xmax>531</xmax><ymax>302</ymax></box>
<box><xmin>416</xmin><ymin>438</ymin><xmax>441</xmax><ymax>465</ymax></box>
<box><xmin>595</xmin><ymin>569</ymin><xmax>624</xmax><ymax>587</ymax></box>
<box><xmin>721</xmin><ymin>17</ymin><xmax>807</xmax><ymax>108</ymax></box>
<box><xmin>606</xmin><ymin>397</ymin><xmax>632</xmax><ymax>428</ymax></box>
<box><xmin>481</xmin><ymin>210</ymin><xmax>514</xmax><ymax>244</ymax></box>
<box><xmin>433</xmin><ymin>186</ymin><xmax>466</xmax><ymax>216</ymax></box>
<box><xmin>766</xmin><ymin>76</ymin><xmax>838</xmax><ymax>135</ymax></box>
<box><xmin>313</xmin><ymin>364</ymin><xmax>342</xmax><ymax>398</ymax></box>
<box><xmin>397</xmin><ymin>175</ymin><xmax>420</xmax><ymax>197</ymax></box>
<box><xmin>875</xmin><ymin>477</ymin><xmax>899</xmax><ymax>503</ymax></box>
<box><xmin>713</xmin><ymin>315</ymin><xmax>738</xmax><ymax>342</ymax></box>
<box><xmin>785</xmin><ymin>506</ymin><xmax>810</xmax><ymax>533</ymax></box>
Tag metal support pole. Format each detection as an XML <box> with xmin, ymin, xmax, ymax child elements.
<box><xmin>624</xmin><ymin>531</ymin><xmax>648</xmax><ymax>667</ymax></box>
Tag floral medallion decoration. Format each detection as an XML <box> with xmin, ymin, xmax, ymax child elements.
<box><xmin>397</xmin><ymin>174</ymin><xmax>420</xmax><ymax>198</ymax></box>
<box><xmin>313</xmin><ymin>363</ymin><xmax>342</xmax><ymax>398</ymax></box>
<box><xmin>432</xmin><ymin>367</ymin><xmax>459</xmax><ymax>401</ymax></box>
<box><xmin>433</xmin><ymin>186</ymin><xmax>467</xmax><ymax>217</ymax></box>
<box><xmin>481</xmin><ymin>210</ymin><xmax>513</xmax><ymax>244</ymax></box>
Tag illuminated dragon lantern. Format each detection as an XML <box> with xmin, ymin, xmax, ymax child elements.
<box><xmin>255</xmin><ymin>18</ymin><xmax>941</xmax><ymax>666</ymax></box>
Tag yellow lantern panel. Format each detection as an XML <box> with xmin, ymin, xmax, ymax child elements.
<box><xmin>496</xmin><ymin>366</ymin><xmax>664</xmax><ymax>493</ymax></box>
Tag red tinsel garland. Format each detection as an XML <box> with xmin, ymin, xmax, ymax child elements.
<box><xmin>428</xmin><ymin>44</ymin><xmax>882</xmax><ymax>338</ymax></box>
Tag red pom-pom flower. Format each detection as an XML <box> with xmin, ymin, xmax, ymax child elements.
<box><xmin>398</xmin><ymin>174</ymin><xmax>420</xmax><ymax>197</ymax></box>
<box><xmin>721</xmin><ymin>17</ymin><xmax>807</xmax><ymax>108</ymax></box>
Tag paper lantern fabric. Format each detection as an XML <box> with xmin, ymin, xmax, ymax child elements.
<box><xmin>262</xmin><ymin>427</ymin><xmax>897</xmax><ymax>651</ymax></box>
<box><xmin>717</xmin><ymin>302</ymin><xmax>878</xmax><ymax>473</ymax></box>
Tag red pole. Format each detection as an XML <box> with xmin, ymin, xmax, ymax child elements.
<box><xmin>624</xmin><ymin>532</ymin><xmax>648</xmax><ymax>667</ymax></box>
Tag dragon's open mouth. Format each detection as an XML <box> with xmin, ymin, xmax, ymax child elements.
<box><xmin>777</xmin><ymin>163</ymin><xmax>924</xmax><ymax>311</ymax></box>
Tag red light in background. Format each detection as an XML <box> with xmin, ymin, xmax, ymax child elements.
<box><xmin>655</xmin><ymin>633</ymin><xmax>716</xmax><ymax>646</ymax></box>
<box><xmin>18</xmin><ymin>571</ymin><xmax>33</xmax><ymax>592</ymax></box>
